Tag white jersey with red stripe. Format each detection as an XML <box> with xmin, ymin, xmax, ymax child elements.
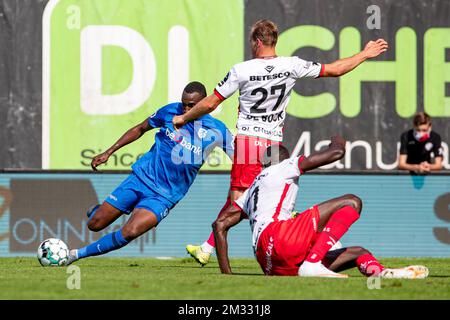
<box><xmin>234</xmin><ymin>156</ymin><xmax>304</xmax><ymax>250</ymax></box>
<box><xmin>214</xmin><ymin>56</ymin><xmax>323</xmax><ymax>142</ymax></box>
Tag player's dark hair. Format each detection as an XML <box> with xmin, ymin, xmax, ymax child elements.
<box><xmin>250</xmin><ymin>19</ymin><xmax>278</xmax><ymax>47</ymax></box>
<box><xmin>413</xmin><ymin>112</ymin><xmax>431</xmax><ymax>127</ymax></box>
<box><xmin>262</xmin><ymin>144</ymin><xmax>290</xmax><ymax>168</ymax></box>
<box><xmin>183</xmin><ymin>81</ymin><xmax>207</xmax><ymax>98</ymax></box>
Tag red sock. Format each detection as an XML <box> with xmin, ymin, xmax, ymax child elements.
<box><xmin>356</xmin><ymin>253</ymin><xmax>385</xmax><ymax>276</ymax></box>
<box><xmin>306</xmin><ymin>206</ymin><xmax>360</xmax><ymax>263</ymax></box>
<box><xmin>206</xmin><ymin>196</ymin><xmax>231</xmax><ymax>247</ymax></box>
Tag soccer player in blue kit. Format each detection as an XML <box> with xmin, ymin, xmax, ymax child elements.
<box><xmin>66</xmin><ymin>82</ymin><xmax>234</xmax><ymax>264</ymax></box>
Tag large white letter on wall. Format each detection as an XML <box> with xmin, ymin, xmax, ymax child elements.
<box><xmin>80</xmin><ymin>25</ymin><xmax>156</xmax><ymax>115</ymax></box>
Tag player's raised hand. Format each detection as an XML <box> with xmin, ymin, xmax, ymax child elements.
<box><xmin>363</xmin><ymin>39</ymin><xmax>388</xmax><ymax>59</ymax></box>
<box><xmin>91</xmin><ymin>151</ymin><xmax>111</xmax><ymax>171</ymax></box>
<box><xmin>330</xmin><ymin>135</ymin><xmax>346</xmax><ymax>148</ymax></box>
<box><xmin>172</xmin><ymin>115</ymin><xmax>186</xmax><ymax>130</ymax></box>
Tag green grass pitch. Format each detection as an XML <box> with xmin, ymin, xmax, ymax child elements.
<box><xmin>1</xmin><ymin>257</ymin><xmax>449</xmax><ymax>299</ymax></box>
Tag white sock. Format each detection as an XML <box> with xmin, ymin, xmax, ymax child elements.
<box><xmin>304</xmin><ymin>261</ymin><xmax>321</xmax><ymax>265</ymax></box>
<box><xmin>301</xmin><ymin>261</ymin><xmax>318</xmax><ymax>267</ymax></box>
<box><xmin>200</xmin><ymin>242</ymin><xmax>214</xmax><ymax>254</ymax></box>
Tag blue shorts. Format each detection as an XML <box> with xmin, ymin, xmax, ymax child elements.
<box><xmin>105</xmin><ymin>172</ymin><xmax>174</xmax><ymax>222</ymax></box>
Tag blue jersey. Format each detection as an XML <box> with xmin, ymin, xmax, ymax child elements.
<box><xmin>131</xmin><ymin>103</ymin><xmax>234</xmax><ymax>205</ymax></box>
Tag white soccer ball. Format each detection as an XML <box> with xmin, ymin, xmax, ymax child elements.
<box><xmin>37</xmin><ymin>238</ymin><xmax>69</xmax><ymax>267</ymax></box>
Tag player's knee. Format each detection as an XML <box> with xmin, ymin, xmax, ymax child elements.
<box><xmin>212</xmin><ymin>219</ymin><xmax>223</xmax><ymax>233</ymax></box>
<box><xmin>212</xmin><ymin>215</ymin><xmax>229</xmax><ymax>234</ymax></box>
<box><xmin>87</xmin><ymin>217</ymin><xmax>104</xmax><ymax>232</ymax></box>
<box><xmin>121</xmin><ymin>225</ymin><xmax>141</xmax><ymax>241</ymax></box>
<box><xmin>352</xmin><ymin>246</ymin><xmax>371</xmax><ymax>256</ymax></box>
<box><xmin>343</xmin><ymin>194</ymin><xmax>362</xmax><ymax>214</ymax></box>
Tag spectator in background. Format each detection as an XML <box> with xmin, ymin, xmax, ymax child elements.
<box><xmin>398</xmin><ymin>112</ymin><xmax>443</xmax><ymax>174</ymax></box>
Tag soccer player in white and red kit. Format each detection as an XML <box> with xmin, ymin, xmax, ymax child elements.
<box><xmin>173</xmin><ymin>20</ymin><xmax>388</xmax><ymax>265</ymax></box>
<box><xmin>214</xmin><ymin>136</ymin><xmax>429</xmax><ymax>279</ymax></box>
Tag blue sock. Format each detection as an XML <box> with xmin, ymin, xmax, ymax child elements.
<box><xmin>77</xmin><ymin>229</ymin><xmax>129</xmax><ymax>259</ymax></box>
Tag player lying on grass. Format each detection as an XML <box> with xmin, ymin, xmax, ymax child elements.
<box><xmin>213</xmin><ymin>136</ymin><xmax>429</xmax><ymax>278</ymax></box>
<box><xmin>172</xmin><ymin>19</ymin><xmax>389</xmax><ymax>266</ymax></box>
<box><xmin>65</xmin><ymin>81</ymin><xmax>234</xmax><ymax>265</ymax></box>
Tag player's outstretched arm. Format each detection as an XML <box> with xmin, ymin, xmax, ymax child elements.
<box><xmin>321</xmin><ymin>39</ymin><xmax>388</xmax><ymax>77</ymax></box>
<box><xmin>397</xmin><ymin>154</ymin><xmax>421</xmax><ymax>172</ymax></box>
<box><xmin>212</xmin><ymin>204</ymin><xmax>245</xmax><ymax>274</ymax></box>
<box><xmin>173</xmin><ymin>94</ymin><xmax>222</xmax><ymax>130</ymax></box>
<box><xmin>300</xmin><ymin>135</ymin><xmax>346</xmax><ymax>173</ymax></box>
<box><xmin>91</xmin><ymin>119</ymin><xmax>153</xmax><ymax>171</ymax></box>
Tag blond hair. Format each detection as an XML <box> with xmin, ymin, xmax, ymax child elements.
<box><xmin>250</xmin><ymin>19</ymin><xmax>278</xmax><ymax>46</ymax></box>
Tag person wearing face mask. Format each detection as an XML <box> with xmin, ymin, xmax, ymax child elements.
<box><xmin>398</xmin><ymin>112</ymin><xmax>443</xmax><ymax>174</ymax></box>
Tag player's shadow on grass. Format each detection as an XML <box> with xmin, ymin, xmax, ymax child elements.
<box><xmin>164</xmin><ymin>265</ymin><xmax>216</xmax><ymax>269</ymax></box>
<box><xmin>155</xmin><ymin>266</ymin><xmax>264</xmax><ymax>276</ymax></box>
<box><xmin>231</xmin><ymin>272</ymin><xmax>265</xmax><ymax>276</ymax></box>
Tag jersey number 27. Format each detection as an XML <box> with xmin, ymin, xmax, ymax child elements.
<box><xmin>250</xmin><ymin>84</ymin><xmax>286</xmax><ymax>114</ymax></box>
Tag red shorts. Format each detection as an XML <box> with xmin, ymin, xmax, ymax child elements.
<box><xmin>230</xmin><ymin>135</ymin><xmax>280</xmax><ymax>190</ymax></box>
<box><xmin>255</xmin><ymin>206</ymin><xmax>320</xmax><ymax>276</ymax></box>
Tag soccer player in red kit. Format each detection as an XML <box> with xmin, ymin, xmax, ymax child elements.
<box><xmin>213</xmin><ymin>136</ymin><xmax>429</xmax><ymax>279</ymax></box>
<box><xmin>173</xmin><ymin>19</ymin><xmax>389</xmax><ymax>265</ymax></box>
